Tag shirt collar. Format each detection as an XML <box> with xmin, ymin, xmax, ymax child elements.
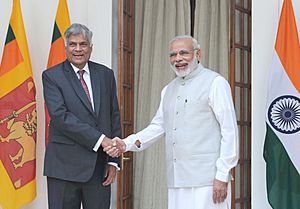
<box><xmin>70</xmin><ymin>63</ymin><xmax>90</xmax><ymax>75</ymax></box>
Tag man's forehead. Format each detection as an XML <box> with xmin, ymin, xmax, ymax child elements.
<box><xmin>68</xmin><ymin>34</ymin><xmax>88</xmax><ymax>42</ymax></box>
<box><xmin>170</xmin><ymin>38</ymin><xmax>193</xmax><ymax>50</ymax></box>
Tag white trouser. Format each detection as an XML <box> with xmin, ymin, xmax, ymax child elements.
<box><xmin>168</xmin><ymin>184</ymin><xmax>231</xmax><ymax>209</ymax></box>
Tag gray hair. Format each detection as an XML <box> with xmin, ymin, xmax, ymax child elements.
<box><xmin>64</xmin><ymin>23</ymin><xmax>93</xmax><ymax>46</ymax></box>
<box><xmin>169</xmin><ymin>35</ymin><xmax>200</xmax><ymax>49</ymax></box>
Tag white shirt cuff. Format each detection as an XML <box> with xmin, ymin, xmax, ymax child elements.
<box><xmin>93</xmin><ymin>134</ymin><xmax>106</xmax><ymax>152</ymax></box>
<box><xmin>124</xmin><ymin>134</ymin><xmax>142</xmax><ymax>152</ymax></box>
<box><xmin>215</xmin><ymin>170</ymin><xmax>230</xmax><ymax>182</ymax></box>
<box><xmin>108</xmin><ymin>162</ymin><xmax>120</xmax><ymax>171</ymax></box>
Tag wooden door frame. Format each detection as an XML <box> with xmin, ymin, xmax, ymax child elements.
<box><xmin>229</xmin><ymin>0</ymin><xmax>252</xmax><ymax>208</ymax></box>
<box><xmin>117</xmin><ymin>0</ymin><xmax>135</xmax><ymax>209</ymax></box>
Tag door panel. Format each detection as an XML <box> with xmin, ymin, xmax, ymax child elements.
<box><xmin>229</xmin><ymin>0</ymin><xmax>251</xmax><ymax>208</ymax></box>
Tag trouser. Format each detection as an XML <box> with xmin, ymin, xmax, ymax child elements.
<box><xmin>168</xmin><ymin>183</ymin><xmax>231</xmax><ymax>209</ymax></box>
<box><xmin>47</xmin><ymin>158</ymin><xmax>110</xmax><ymax>209</ymax></box>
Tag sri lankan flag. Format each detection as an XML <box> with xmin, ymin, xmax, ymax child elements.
<box><xmin>263</xmin><ymin>0</ymin><xmax>300</xmax><ymax>208</ymax></box>
<box><xmin>0</xmin><ymin>0</ymin><xmax>37</xmax><ymax>208</ymax></box>
<box><xmin>45</xmin><ymin>0</ymin><xmax>70</xmax><ymax>144</ymax></box>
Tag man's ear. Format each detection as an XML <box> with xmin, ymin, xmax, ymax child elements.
<box><xmin>196</xmin><ymin>48</ymin><xmax>201</xmax><ymax>63</ymax></box>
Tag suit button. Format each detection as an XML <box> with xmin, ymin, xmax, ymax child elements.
<box><xmin>173</xmin><ymin>127</ymin><xmax>177</xmax><ymax>130</ymax></box>
<box><xmin>177</xmin><ymin>96</ymin><xmax>181</xmax><ymax>100</ymax></box>
<box><xmin>174</xmin><ymin>158</ymin><xmax>176</xmax><ymax>162</ymax></box>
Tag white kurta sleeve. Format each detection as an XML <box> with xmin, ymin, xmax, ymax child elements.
<box><xmin>209</xmin><ymin>76</ymin><xmax>239</xmax><ymax>182</ymax></box>
<box><xmin>124</xmin><ymin>86</ymin><xmax>167</xmax><ymax>152</ymax></box>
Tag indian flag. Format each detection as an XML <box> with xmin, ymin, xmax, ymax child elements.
<box><xmin>45</xmin><ymin>0</ymin><xmax>70</xmax><ymax>144</ymax></box>
<box><xmin>0</xmin><ymin>0</ymin><xmax>37</xmax><ymax>208</ymax></box>
<box><xmin>263</xmin><ymin>0</ymin><xmax>300</xmax><ymax>208</ymax></box>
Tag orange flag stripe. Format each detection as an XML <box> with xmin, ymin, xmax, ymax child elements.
<box><xmin>0</xmin><ymin>40</ymin><xmax>23</xmax><ymax>77</ymax></box>
<box><xmin>47</xmin><ymin>37</ymin><xmax>66</xmax><ymax>67</ymax></box>
<box><xmin>275</xmin><ymin>0</ymin><xmax>300</xmax><ymax>93</ymax></box>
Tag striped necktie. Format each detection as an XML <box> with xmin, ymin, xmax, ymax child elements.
<box><xmin>78</xmin><ymin>70</ymin><xmax>92</xmax><ymax>103</ymax></box>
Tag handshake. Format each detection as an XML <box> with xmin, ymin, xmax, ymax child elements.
<box><xmin>101</xmin><ymin>137</ymin><xmax>126</xmax><ymax>157</ymax></box>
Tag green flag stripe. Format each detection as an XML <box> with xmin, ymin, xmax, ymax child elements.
<box><xmin>264</xmin><ymin>123</ymin><xmax>300</xmax><ymax>209</ymax></box>
<box><xmin>5</xmin><ymin>25</ymin><xmax>16</xmax><ymax>44</ymax></box>
<box><xmin>51</xmin><ymin>22</ymin><xmax>62</xmax><ymax>43</ymax></box>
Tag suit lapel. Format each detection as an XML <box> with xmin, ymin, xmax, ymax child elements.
<box><xmin>90</xmin><ymin>63</ymin><xmax>101</xmax><ymax>117</ymax></box>
<box><xmin>63</xmin><ymin>61</ymin><xmax>95</xmax><ymax>115</ymax></box>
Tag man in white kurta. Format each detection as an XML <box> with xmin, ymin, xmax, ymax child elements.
<box><xmin>106</xmin><ymin>35</ymin><xmax>239</xmax><ymax>209</ymax></box>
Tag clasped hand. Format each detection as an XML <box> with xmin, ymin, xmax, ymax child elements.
<box><xmin>102</xmin><ymin>137</ymin><xmax>126</xmax><ymax>157</ymax></box>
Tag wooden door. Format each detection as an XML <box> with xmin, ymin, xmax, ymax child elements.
<box><xmin>117</xmin><ymin>0</ymin><xmax>135</xmax><ymax>209</ymax></box>
<box><xmin>229</xmin><ymin>0</ymin><xmax>252</xmax><ymax>208</ymax></box>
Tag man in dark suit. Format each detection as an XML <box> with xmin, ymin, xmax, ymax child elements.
<box><xmin>42</xmin><ymin>23</ymin><xmax>121</xmax><ymax>209</ymax></box>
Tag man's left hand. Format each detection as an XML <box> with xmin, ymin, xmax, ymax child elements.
<box><xmin>212</xmin><ymin>179</ymin><xmax>228</xmax><ymax>204</ymax></box>
<box><xmin>102</xmin><ymin>165</ymin><xmax>117</xmax><ymax>186</ymax></box>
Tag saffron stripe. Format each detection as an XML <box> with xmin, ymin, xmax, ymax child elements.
<box><xmin>275</xmin><ymin>0</ymin><xmax>300</xmax><ymax>93</ymax></box>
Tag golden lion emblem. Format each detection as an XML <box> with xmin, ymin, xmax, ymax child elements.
<box><xmin>0</xmin><ymin>102</ymin><xmax>37</xmax><ymax>169</ymax></box>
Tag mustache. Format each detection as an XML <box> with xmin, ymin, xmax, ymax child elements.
<box><xmin>173</xmin><ymin>61</ymin><xmax>189</xmax><ymax>68</ymax></box>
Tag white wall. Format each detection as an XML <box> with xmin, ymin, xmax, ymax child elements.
<box><xmin>252</xmin><ymin>0</ymin><xmax>300</xmax><ymax>208</ymax></box>
<box><xmin>0</xmin><ymin>1</ymin><xmax>114</xmax><ymax>209</ymax></box>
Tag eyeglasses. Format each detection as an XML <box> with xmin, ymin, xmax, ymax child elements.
<box><xmin>169</xmin><ymin>49</ymin><xmax>198</xmax><ymax>58</ymax></box>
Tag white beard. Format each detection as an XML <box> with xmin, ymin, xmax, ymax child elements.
<box><xmin>170</xmin><ymin>55</ymin><xmax>199</xmax><ymax>78</ymax></box>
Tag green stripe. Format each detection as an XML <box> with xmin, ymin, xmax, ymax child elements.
<box><xmin>51</xmin><ymin>22</ymin><xmax>62</xmax><ymax>43</ymax></box>
<box><xmin>264</xmin><ymin>123</ymin><xmax>300</xmax><ymax>209</ymax></box>
<box><xmin>5</xmin><ymin>25</ymin><xmax>15</xmax><ymax>44</ymax></box>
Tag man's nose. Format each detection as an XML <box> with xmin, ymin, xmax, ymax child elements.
<box><xmin>74</xmin><ymin>44</ymin><xmax>82</xmax><ymax>51</ymax></box>
<box><xmin>175</xmin><ymin>53</ymin><xmax>183</xmax><ymax>61</ymax></box>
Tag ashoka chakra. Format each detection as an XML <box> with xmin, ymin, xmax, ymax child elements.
<box><xmin>268</xmin><ymin>95</ymin><xmax>300</xmax><ymax>134</ymax></box>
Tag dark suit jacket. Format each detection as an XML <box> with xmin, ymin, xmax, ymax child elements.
<box><xmin>42</xmin><ymin>60</ymin><xmax>121</xmax><ymax>182</ymax></box>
